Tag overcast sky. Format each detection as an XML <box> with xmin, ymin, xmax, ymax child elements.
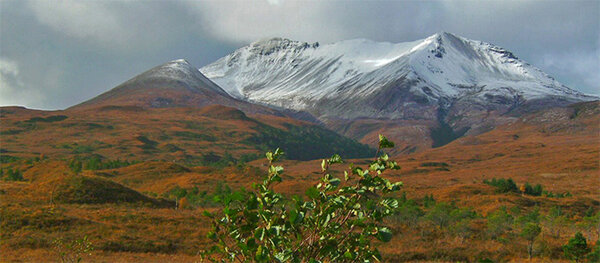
<box><xmin>1</xmin><ymin>0</ymin><xmax>598</xmax><ymax>110</ymax></box>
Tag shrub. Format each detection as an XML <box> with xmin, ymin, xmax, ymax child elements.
<box><xmin>563</xmin><ymin>232</ymin><xmax>590</xmax><ymax>263</ymax></box>
<box><xmin>523</xmin><ymin>183</ymin><xmax>543</xmax><ymax>196</ymax></box>
<box><xmin>483</xmin><ymin>178</ymin><xmax>518</xmax><ymax>193</ymax></box>
<box><xmin>202</xmin><ymin>134</ymin><xmax>402</xmax><ymax>262</ymax></box>
<box><xmin>521</xmin><ymin>223</ymin><xmax>541</xmax><ymax>260</ymax></box>
<box><xmin>486</xmin><ymin>207</ymin><xmax>514</xmax><ymax>239</ymax></box>
<box><xmin>391</xmin><ymin>199</ymin><xmax>423</xmax><ymax>227</ymax></box>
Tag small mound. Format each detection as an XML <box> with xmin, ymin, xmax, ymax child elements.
<box><xmin>53</xmin><ymin>175</ymin><xmax>173</xmax><ymax>207</ymax></box>
<box><xmin>198</xmin><ymin>105</ymin><xmax>249</xmax><ymax>120</ymax></box>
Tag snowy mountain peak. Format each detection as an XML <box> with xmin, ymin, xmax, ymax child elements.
<box><xmin>200</xmin><ymin>33</ymin><xmax>594</xmax><ymax>120</ymax></box>
<box><xmin>249</xmin><ymin>38</ymin><xmax>320</xmax><ymax>56</ymax></box>
<box><xmin>135</xmin><ymin>58</ymin><xmax>230</xmax><ymax>96</ymax></box>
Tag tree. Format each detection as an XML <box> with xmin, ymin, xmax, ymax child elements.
<box><xmin>563</xmin><ymin>232</ymin><xmax>590</xmax><ymax>263</ymax></box>
<box><xmin>487</xmin><ymin>207</ymin><xmax>514</xmax><ymax>239</ymax></box>
<box><xmin>202</xmin><ymin>135</ymin><xmax>403</xmax><ymax>262</ymax></box>
<box><xmin>544</xmin><ymin>206</ymin><xmax>569</xmax><ymax>238</ymax></box>
<box><xmin>521</xmin><ymin>223</ymin><xmax>541</xmax><ymax>261</ymax></box>
<box><xmin>516</xmin><ymin>207</ymin><xmax>540</xmax><ymax>228</ymax></box>
<box><xmin>579</xmin><ymin>211</ymin><xmax>600</xmax><ymax>241</ymax></box>
<box><xmin>392</xmin><ymin>199</ymin><xmax>423</xmax><ymax>227</ymax></box>
<box><xmin>425</xmin><ymin>202</ymin><xmax>454</xmax><ymax>228</ymax></box>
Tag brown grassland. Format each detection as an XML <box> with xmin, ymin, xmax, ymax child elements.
<box><xmin>0</xmin><ymin>102</ymin><xmax>598</xmax><ymax>262</ymax></box>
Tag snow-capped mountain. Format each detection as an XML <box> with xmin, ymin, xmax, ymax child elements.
<box><xmin>71</xmin><ymin>59</ymin><xmax>281</xmax><ymax>116</ymax></box>
<box><xmin>201</xmin><ymin>32</ymin><xmax>593</xmax><ymax>122</ymax></box>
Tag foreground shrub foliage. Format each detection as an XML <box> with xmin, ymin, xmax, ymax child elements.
<box><xmin>202</xmin><ymin>135</ymin><xmax>402</xmax><ymax>262</ymax></box>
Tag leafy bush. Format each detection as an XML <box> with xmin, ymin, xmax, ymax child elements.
<box><xmin>483</xmin><ymin>178</ymin><xmax>518</xmax><ymax>193</ymax></box>
<box><xmin>390</xmin><ymin>199</ymin><xmax>423</xmax><ymax>227</ymax></box>
<box><xmin>523</xmin><ymin>183</ymin><xmax>543</xmax><ymax>196</ymax></box>
<box><xmin>563</xmin><ymin>232</ymin><xmax>590</xmax><ymax>262</ymax></box>
<box><xmin>164</xmin><ymin>181</ymin><xmax>242</xmax><ymax>208</ymax></box>
<box><xmin>486</xmin><ymin>207</ymin><xmax>514</xmax><ymax>239</ymax></box>
<box><xmin>521</xmin><ymin>223</ymin><xmax>541</xmax><ymax>260</ymax></box>
<box><xmin>425</xmin><ymin>202</ymin><xmax>477</xmax><ymax>229</ymax></box>
<box><xmin>202</xmin><ymin>135</ymin><xmax>402</xmax><ymax>262</ymax></box>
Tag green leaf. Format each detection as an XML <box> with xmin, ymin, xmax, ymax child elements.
<box><xmin>378</xmin><ymin>134</ymin><xmax>395</xmax><ymax>149</ymax></box>
<box><xmin>377</xmin><ymin>227</ymin><xmax>393</xmax><ymax>242</ymax></box>
<box><xmin>306</xmin><ymin>187</ymin><xmax>320</xmax><ymax>200</ymax></box>
<box><xmin>207</xmin><ymin>231</ymin><xmax>217</xmax><ymax>240</ymax></box>
<box><xmin>255</xmin><ymin>245</ymin><xmax>265</xmax><ymax>261</ymax></box>
<box><xmin>329</xmin><ymin>154</ymin><xmax>343</xmax><ymax>164</ymax></box>
<box><xmin>329</xmin><ymin>177</ymin><xmax>341</xmax><ymax>187</ymax></box>
<box><xmin>265</xmin><ymin>152</ymin><xmax>273</xmax><ymax>162</ymax></box>
<box><xmin>269</xmin><ymin>165</ymin><xmax>284</xmax><ymax>176</ymax></box>
<box><xmin>344</xmin><ymin>250</ymin><xmax>355</xmax><ymax>259</ymax></box>
<box><xmin>289</xmin><ymin>210</ymin><xmax>304</xmax><ymax>225</ymax></box>
<box><xmin>202</xmin><ymin>210</ymin><xmax>214</xmax><ymax>218</ymax></box>
<box><xmin>321</xmin><ymin>159</ymin><xmax>327</xmax><ymax>171</ymax></box>
<box><xmin>271</xmin><ymin>174</ymin><xmax>282</xmax><ymax>183</ymax></box>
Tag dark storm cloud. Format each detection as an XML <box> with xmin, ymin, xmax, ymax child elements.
<box><xmin>1</xmin><ymin>0</ymin><xmax>598</xmax><ymax>109</ymax></box>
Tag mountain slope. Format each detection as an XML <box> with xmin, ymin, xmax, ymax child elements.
<box><xmin>201</xmin><ymin>32</ymin><xmax>592</xmax><ymax>119</ymax></box>
<box><xmin>71</xmin><ymin>59</ymin><xmax>281</xmax><ymax>116</ymax></box>
<box><xmin>0</xmin><ymin>105</ymin><xmax>373</xmax><ymax>162</ymax></box>
<box><xmin>201</xmin><ymin>32</ymin><xmax>596</xmax><ymax>151</ymax></box>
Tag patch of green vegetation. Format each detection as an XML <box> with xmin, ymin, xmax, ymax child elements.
<box><xmin>84</xmin><ymin>122</ymin><xmax>114</xmax><ymax>130</ymax></box>
<box><xmin>430</xmin><ymin>121</ymin><xmax>468</xmax><ymax>148</ymax></box>
<box><xmin>136</xmin><ymin>135</ymin><xmax>158</xmax><ymax>150</ymax></box>
<box><xmin>0</xmin><ymin>154</ymin><xmax>20</xmax><ymax>164</ymax></box>
<box><xmin>244</xmin><ymin>123</ymin><xmax>374</xmax><ymax>160</ymax></box>
<box><xmin>483</xmin><ymin>178</ymin><xmax>519</xmax><ymax>193</ymax></box>
<box><xmin>181</xmin><ymin>120</ymin><xmax>207</xmax><ymax>131</ymax></box>
<box><xmin>25</xmin><ymin>115</ymin><xmax>68</xmax><ymax>123</ymax></box>
<box><xmin>72</xmin><ymin>145</ymin><xmax>95</xmax><ymax>154</ymax></box>
<box><xmin>0</xmin><ymin>129</ymin><xmax>25</xmax><ymax>135</ymax></box>
<box><xmin>1</xmin><ymin>167</ymin><xmax>24</xmax><ymax>181</ymax></box>
<box><xmin>183</xmin><ymin>151</ymin><xmax>257</xmax><ymax>168</ymax></box>
<box><xmin>420</xmin><ymin>162</ymin><xmax>450</xmax><ymax>168</ymax></box>
<box><xmin>172</xmin><ymin>131</ymin><xmax>216</xmax><ymax>142</ymax></box>
<box><xmin>161</xmin><ymin>143</ymin><xmax>182</xmax><ymax>153</ymax></box>
<box><xmin>99</xmin><ymin>238</ymin><xmax>178</xmax><ymax>254</ymax></box>
<box><xmin>164</xmin><ymin>181</ymin><xmax>241</xmax><ymax>208</ymax></box>
<box><xmin>484</xmin><ymin>178</ymin><xmax>572</xmax><ymax>198</ymax></box>
<box><xmin>68</xmin><ymin>156</ymin><xmax>138</xmax><ymax>173</ymax></box>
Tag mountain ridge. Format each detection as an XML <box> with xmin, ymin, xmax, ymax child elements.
<box><xmin>200</xmin><ymin>32</ymin><xmax>597</xmax><ymax>151</ymax></box>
